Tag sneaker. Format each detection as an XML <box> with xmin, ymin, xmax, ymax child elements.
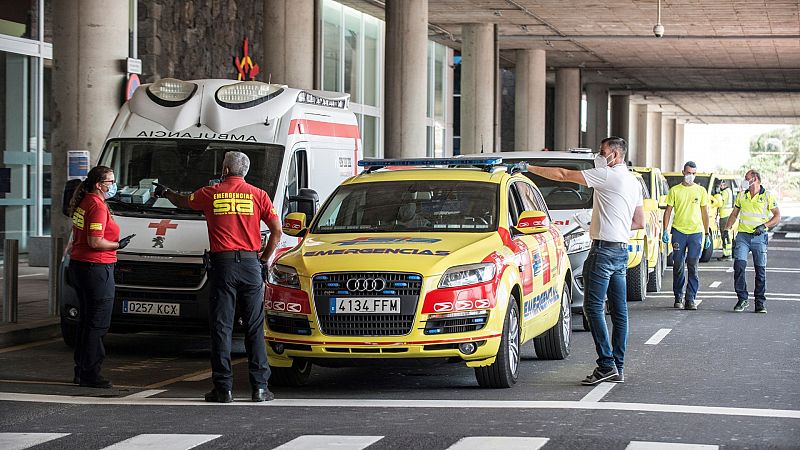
<box><xmin>581</xmin><ymin>366</ymin><xmax>619</xmax><ymax>386</ymax></box>
<box><xmin>673</xmin><ymin>300</ymin><xmax>684</xmax><ymax>309</ymax></box>
<box><xmin>609</xmin><ymin>370</ymin><xmax>624</xmax><ymax>383</ymax></box>
<box><xmin>755</xmin><ymin>304</ymin><xmax>767</xmax><ymax>314</ymax></box>
<box><xmin>685</xmin><ymin>300</ymin><xmax>697</xmax><ymax>310</ymax></box>
<box><xmin>733</xmin><ymin>299</ymin><xmax>749</xmax><ymax>312</ymax></box>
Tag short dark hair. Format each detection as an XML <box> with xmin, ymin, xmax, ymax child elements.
<box><xmin>601</xmin><ymin>136</ymin><xmax>627</xmax><ymax>157</ymax></box>
<box><xmin>684</xmin><ymin>161</ymin><xmax>697</xmax><ymax>170</ymax></box>
<box><xmin>747</xmin><ymin>169</ymin><xmax>761</xmax><ymax>183</ymax></box>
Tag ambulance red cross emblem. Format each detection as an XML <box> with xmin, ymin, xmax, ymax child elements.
<box><xmin>148</xmin><ymin>219</ymin><xmax>178</xmax><ymax>236</ymax></box>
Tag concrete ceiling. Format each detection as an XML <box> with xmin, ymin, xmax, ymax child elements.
<box><xmin>340</xmin><ymin>0</ymin><xmax>800</xmax><ymax>124</ymax></box>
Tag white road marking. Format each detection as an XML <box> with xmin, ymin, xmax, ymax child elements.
<box><xmin>697</xmin><ymin>267</ymin><xmax>800</xmax><ymax>274</ymax></box>
<box><xmin>648</xmin><ymin>293</ymin><xmax>800</xmax><ymax>302</ymax></box>
<box><xmin>784</xmin><ymin>232</ymin><xmax>800</xmax><ymax>239</ymax></box>
<box><xmin>123</xmin><ymin>389</ymin><xmax>167</xmax><ymax>399</ymax></box>
<box><xmin>580</xmin><ymin>382</ymin><xmax>616</xmax><ymax>402</ymax></box>
<box><xmin>448</xmin><ymin>437</ymin><xmax>549</xmax><ymax>450</ymax></box>
<box><xmin>273</xmin><ymin>435</ymin><xmax>383</xmax><ymax>450</ymax></box>
<box><xmin>2</xmin><ymin>393</ymin><xmax>799</xmax><ymax>419</ymax></box>
<box><xmin>709</xmin><ymin>281</ymin><xmax>721</xmax><ymax>288</ymax></box>
<box><xmin>645</xmin><ymin>328</ymin><xmax>672</xmax><ymax>345</ymax></box>
<box><xmin>101</xmin><ymin>434</ymin><xmax>220</xmax><ymax>450</ymax></box>
<box><xmin>763</xmin><ymin>247</ymin><xmax>800</xmax><ymax>251</ymax></box>
<box><xmin>0</xmin><ymin>433</ymin><xmax>70</xmax><ymax>450</ymax></box>
<box><xmin>626</xmin><ymin>441</ymin><xmax>718</xmax><ymax>450</ymax></box>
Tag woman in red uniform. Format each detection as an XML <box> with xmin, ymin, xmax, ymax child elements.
<box><xmin>67</xmin><ymin>166</ymin><xmax>133</xmax><ymax>388</ymax></box>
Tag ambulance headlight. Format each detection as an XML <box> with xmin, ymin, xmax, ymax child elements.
<box><xmin>439</xmin><ymin>263</ymin><xmax>496</xmax><ymax>289</ymax></box>
<box><xmin>216</xmin><ymin>81</ymin><xmax>284</xmax><ymax>108</ymax></box>
<box><xmin>146</xmin><ymin>78</ymin><xmax>198</xmax><ymax>106</ymax></box>
<box><xmin>269</xmin><ymin>265</ymin><xmax>301</xmax><ymax>289</ymax></box>
<box><xmin>564</xmin><ymin>229</ymin><xmax>591</xmax><ymax>254</ymax></box>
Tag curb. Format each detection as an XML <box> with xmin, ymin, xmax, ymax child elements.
<box><xmin>0</xmin><ymin>318</ymin><xmax>62</xmax><ymax>348</ymax></box>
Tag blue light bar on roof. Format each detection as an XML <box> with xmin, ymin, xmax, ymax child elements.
<box><xmin>358</xmin><ymin>157</ymin><xmax>503</xmax><ymax>167</ymax></box>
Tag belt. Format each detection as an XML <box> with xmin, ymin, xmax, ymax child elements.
<box><xmin>210</xmin><ymin>250</ymin><xmax>259</xmax><ymax>260</ymax></box>
<box><xmin>592</xmin><ymin>240</ymin><xmax>628</xmax><ymax>249</ymax></box>
<box><xmin>70</xmin><ymin>260</ymin><xmax>115</xmax><ymax>267</ymax></box>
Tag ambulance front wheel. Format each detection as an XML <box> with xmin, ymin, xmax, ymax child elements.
<box><xmin>474</xmin><ymin>297</ymin><xmax>520</xmax><ymax>389</ymax></box>
<box><xmin>269</xmin><ymin>359</ymin><xmax>312</xmax><ymax>387</ymax></box>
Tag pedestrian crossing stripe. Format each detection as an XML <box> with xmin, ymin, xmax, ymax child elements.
<box><xmin>0</xmin><ymin>433</ymin><xmax>720</xmax><ymax>450</ymax></box>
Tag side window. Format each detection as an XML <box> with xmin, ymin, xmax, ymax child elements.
<box><xmin>508</xmin><ymin>184</ymin><xmax>523</xmax><ymax>226</ymax></box>
<box><xmin>286</xmin><ymin>150</ymin><xmax>308</xmax><ymax>214</ymax></box>
<box><xmin>515</xmin><ymin>181</ymin><xmax>551</xmax><ymax>220</ymax></box>
<box><xmin>638</xmin><ymin>178</ymin><xmax>651</xmax><ymax>199</ymax></box>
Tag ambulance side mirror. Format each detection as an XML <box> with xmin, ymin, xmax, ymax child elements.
<box><xmin>62</xmin><ymin>179</ymin><xmax>82</xmax><ymax>217</ymax></box>
<box><xmin>289</xmin><ymin>188</ymin><xmax>319</xmax><ymax>219</ymax></box>
<box><xmin>283</xmin><ymin>212</ymin><xmax>307</xmax><ymax>237</ymax></box>
<box><xmin>515</xmin><ymin>210</ymin><xmax>550</xmax><ymax>235</ymax></box>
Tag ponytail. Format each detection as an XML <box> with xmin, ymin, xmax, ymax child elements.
<box><xmin>68</xmin><ymin>165</ymin><xmax>114</xmax><ymax>217</ymax></box>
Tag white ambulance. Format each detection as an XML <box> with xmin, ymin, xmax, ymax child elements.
<box><xmin>59</xmin><ymin>78</ymin><xmax>362</xmax><ymax>345</ymax></box>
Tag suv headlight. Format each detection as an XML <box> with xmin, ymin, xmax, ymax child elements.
<box><xmin>564</xmin><ymin>229</ymin><xmax>591</xmax><ymax>254</ymax></box>
<box><xmin>269</xmin><ymin>265</ymin><xmax>300</xmax><ymax>289</ymax></box>
<box><xmin>439</xmin><ymin>263</ymin><xmax>496</xmax><ymax>289</ymax></box>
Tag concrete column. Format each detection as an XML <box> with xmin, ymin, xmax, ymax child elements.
<box><xmin>584</xmin><ymin>83</ymin><xmax>609</xmax><ymax>151</ymax></box>
<box><xmin>514</xmin><ymin>49</ymin><xmax>546</xmax><ymax>151</ymax></box>
<box><xmin>384</xmin><ymin>0</ymin><xmax>428</xmax><ymax>158</ymax></box>
<box><xmin>445</xmin><ymin>46</ymin><xmax>455</xmax><ymax>156</ymax></box>
<box><xmin>610</xmin><ymin>95</ymin><xmax>630</xmax><ymax>142</ymax></box>
<box><xmin>674</xmin><ymin>121</ymin><xmax>686</xmax><ymax>171</ymax></box>
<box><xmin>661</xmin><ymin>117</ymin><xmax>677</xmax><ymax>173</ymax></box>
<box><xmin>51</xmin><ymin>0</ymin><xmax>129</xmax><ymax>241</ymax></box>
<box><xmin>647</xmin><ymin>110</ymin><xmax>663</xmax><ymax>168</ymax></box>
<box><xmin>460</xmin><ymin>23</ymin><xmax>495</xmax><ymax>154</ymax></box>
<box><xmin>554</xmin><ymin>68</ymin><xmax>580</xmax><ymax>151</ymax></box>
<box><xmin>263</xmin><ymin>0</ymin><xmax>314</xmax><ymax>89</ymax></box>
<box><xmin>633</xmin><ymin>104</ymin><xmax>650</xmax><ymax>166</ymax></box>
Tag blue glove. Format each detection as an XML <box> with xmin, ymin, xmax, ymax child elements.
<box><xmin>704</xmin><ymin>234</ymin><xmax>712</xmax><ymax>249</ymax></box>
<box><xmin>661</xmin><ymin>230</ymin><xmax>670</xmax><ymax>244</ymax></box>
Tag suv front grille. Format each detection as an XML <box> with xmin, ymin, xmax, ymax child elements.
<box><xmin>115</xmin><ymin>261</ymin><xmax>205</xmax><ymax>288</ymax></box>
<box><xmin>312</xmin><ymin>272</ymin><xmax>422</xmax><ymax>336</ymax></box>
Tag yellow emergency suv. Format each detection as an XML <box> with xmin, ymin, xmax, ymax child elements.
<box><xmin>626</xmin><ymin>172</ymin><xmax>662</xmax><ymax>301</ymax></box>
<box><xmin>664</xmin><ymin>171</ymin><xmax>720</xmax><ymax>262</ymax></box>
<box><xmin>265</xmin><ymin>157</ymin><xmax>572</xmax><ymax>388</ymax></box>
<box><xmin>631</xmin><ymin>167</ymin><xmax>669</xmax><ymax>292</ymax></box>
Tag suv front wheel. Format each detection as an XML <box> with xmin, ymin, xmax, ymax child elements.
<box><xmin>475</xmin><ymin>298</ymin><xmax>520</xmax><ymax>388</ymax></box>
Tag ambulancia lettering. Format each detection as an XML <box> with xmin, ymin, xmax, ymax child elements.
<box><xmin>136</xmin><ymin>130</ymin><xmax>257</xmax><ymax>142</ymax></box>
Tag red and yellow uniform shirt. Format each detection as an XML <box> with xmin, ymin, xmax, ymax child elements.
<box><xmin>71</xmin><ymin>192</ymin><xmax>120</xmax><ymax>263</ymax></box>
<box><xmin>188</xmin><ymin>176</ymin><xmax>278</xmax><ymax>252</ymax></box>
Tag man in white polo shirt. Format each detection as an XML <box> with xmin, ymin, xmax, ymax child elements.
<box><xmin>526</xmin><ymin>137</ymin><xmax>644</xmax><ymax>385</ymax></box>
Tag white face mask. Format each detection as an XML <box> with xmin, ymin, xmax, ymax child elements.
<box><xmin>594</xmin><ymin>153</ymin><xmax>612</xmax><ymax>169</ymax></box>
<box><xmin>741</xmin><ymin>179</ymin><xmax>751</xmax><ymax>191</ymax></box>
<box><xmin>684</xmin><ymin>174</ymin><xmax>695</xmax><ymax>184</ymax></box>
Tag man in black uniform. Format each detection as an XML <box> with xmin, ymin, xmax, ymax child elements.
<box><xmin>155</xmin><ymin>151</ymin><xmax>282</xmax><ymax>402</ymax></box>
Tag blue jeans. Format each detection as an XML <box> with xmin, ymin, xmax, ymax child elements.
<box><xmin>208</xmin><ymin>254</ymin><xmax>269</xmax><ymax>391</ymax></box>
<box><xmin>671</xmin><ymin>230</ymin><xmax>703</xmax><ymax>301</ymax></box>
<box><xmin>733</xmin><ymin>232</ymin><xmax>768</xmax><ymax>305</ymax></box>
<box><xmin>582</xmin><ymin>245</ymin><xmax>628</xmax><ymax>371</ymax></box>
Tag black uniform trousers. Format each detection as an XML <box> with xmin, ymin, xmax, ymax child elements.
<box><xmin>68</xmin><ymin>261</ymin><xmax>115</xmax><ymax>382</ymax></box>
<box><xmin>208</xmin><ymin>252</ymin><xmax>269</xmax><ymax>391</ymax></box>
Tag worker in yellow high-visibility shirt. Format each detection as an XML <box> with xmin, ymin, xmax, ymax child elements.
<box><xmin>714</xmin><ymin>179</ymin><xmax>735</xmax><ymax>260</ymax></box>
<box><xmin>724</xmin><ymin>169</ymin><xmax>780</xmax><ymax>314</ymax></box>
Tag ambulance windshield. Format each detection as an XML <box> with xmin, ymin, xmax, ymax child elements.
<box><xmin>312</xmin><ymin>180</ymin><xmax>499</xmax><ymax>233</ymax></box>
<box><xmin>99</xmin><ymin>139</ymin><xmax>284</xmax><ymax>214</ymax></box>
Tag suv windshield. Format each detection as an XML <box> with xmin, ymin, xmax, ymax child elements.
<box><xmin>508</xmin><ymin>158</ymin><xmax>594</xmax><ymax>210</ymax></box>
<box><xmin>99</xmin><ymin>139</ymin><xmax>284</xmax><ymax>214</ymax></box>
<box><xmin>312</xmin><ymin>180</ymin><xmax>499</xmax><ymax>233</ymax></box>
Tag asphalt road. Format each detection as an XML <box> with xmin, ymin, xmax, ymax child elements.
<box><xmin>1</xmin><ymin>219</ymin><xmax>799</xmax><ymax>449</ymax></box>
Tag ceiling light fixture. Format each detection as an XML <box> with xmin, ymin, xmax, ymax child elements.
<box><xmin>653</xmin><ymin>0</ymin><xmax>665</xmax><ymax>37</ymax></box>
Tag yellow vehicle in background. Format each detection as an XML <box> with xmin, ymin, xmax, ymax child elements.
<box><xmin>626</xmin><ymin>172</ymin><xmax>662</xmax><ymax>301</ymax></box>
<box><xmin>631</xmin><ymin>167</ymin><xmax>669</xmax><ymax>290</ymax></box>
<box><xmin>663</xmin><ymin>171</ymin><xmax>720</xmax><ymax>262</ymax></box>
<box><xmin>712</xmin><ymin>174</ymin><xmax>740</xmax><ymax>258</ymax></box>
